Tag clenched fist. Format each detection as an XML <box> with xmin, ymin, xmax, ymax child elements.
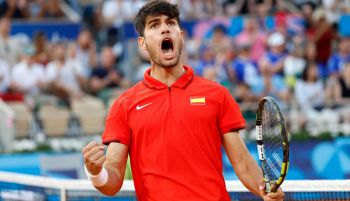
<box><xmin>82</xmin><ymin>141</ymin><xmax>106</xmax><ymax>175</ymax></box>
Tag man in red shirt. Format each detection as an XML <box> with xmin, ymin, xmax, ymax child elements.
<box><xmin>82</xmin><ymin>1</ymin><xmax>284</xmax><ymax>200</ymax></box>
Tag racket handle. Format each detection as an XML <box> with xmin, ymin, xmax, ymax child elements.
<box><xmin>265</xmin><ymin>181</ymin><xmax>271</xmax><ymax>193</ymax></box>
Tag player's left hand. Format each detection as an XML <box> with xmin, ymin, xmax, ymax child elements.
<box><xmin>259</xmin><ymin>181</ymin><xmax>285</xmax><ymax>201</ymax></box>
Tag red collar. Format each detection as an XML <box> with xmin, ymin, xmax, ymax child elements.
<box><xmin>143</xmin><ymin>66</ymin><xmax>194</xmax><ymax>89</ymax></box>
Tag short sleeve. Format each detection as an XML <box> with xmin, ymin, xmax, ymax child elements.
<box><xmin>218</xmin><ymin>87</ymin><xmax>246</xmax><ymax>134</ymax></box>
<box><xmin>102</xmin><ymin>97</ymin><xmax>131</xmax><ymax>146</ymax></box>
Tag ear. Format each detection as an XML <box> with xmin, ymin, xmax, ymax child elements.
<box><xmin>138</xmin><ymin>37</ymin><xmax>147</xmax><ymax>50</ymax></box>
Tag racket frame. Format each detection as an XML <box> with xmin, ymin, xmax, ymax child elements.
<box><xmin>255</xmin><ymin>96</ymin><xmax>289</xmax><ymax>193</ymax></box>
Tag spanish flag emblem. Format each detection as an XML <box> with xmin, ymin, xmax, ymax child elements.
<box><xmin>190</xmin><ymin>96</ymin><xmax>206</xmax><ymax>105</ymax></box>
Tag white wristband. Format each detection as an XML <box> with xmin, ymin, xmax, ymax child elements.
<box><xmin>84</xmin><ymin>165</ymin><xmax>108</xmax><ymax>187</ymax></box>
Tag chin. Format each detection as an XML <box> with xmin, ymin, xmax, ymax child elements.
<box><xmin>159</xmin><ymin>57</ymin><xmax>181</xmax><ymax>68</ymax></box>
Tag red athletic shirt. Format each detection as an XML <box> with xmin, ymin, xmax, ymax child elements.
<box><xmin>103</xmin><ymin>66</ymin><xmax>245</xmax><ymax>201</ymax></box>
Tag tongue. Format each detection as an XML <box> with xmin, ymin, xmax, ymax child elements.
<box><xmin>162</xmin><ymin>48</ymin><xmax>173</xmax><ymax>58</ymax></box>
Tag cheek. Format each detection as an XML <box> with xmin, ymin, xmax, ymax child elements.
<box><xmin>144</xmin><ymin>35</ymin><xmax>158</xmax><ymax>49</ymax></box>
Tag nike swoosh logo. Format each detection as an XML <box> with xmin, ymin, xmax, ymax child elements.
<box><xmin>136</xmin><ymin>103</ymin><xmax>152</xmax><ymax>110</ymax></box>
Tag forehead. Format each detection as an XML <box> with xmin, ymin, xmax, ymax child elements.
<box><xmin>145</xmin><ymin>15</ymin><xmax>175</xmax><ymax>23</ymax></box>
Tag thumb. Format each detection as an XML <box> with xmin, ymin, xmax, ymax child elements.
<box><xmin>258</xmin><ymin>179</ymin><xmax>266</xmax><ymax>198</ymax></box>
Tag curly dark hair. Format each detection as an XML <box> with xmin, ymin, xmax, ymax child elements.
<box><xmin>134</xmin><ymin>0</ymin><xmax>181</xmax><ymax>37</ymax></box>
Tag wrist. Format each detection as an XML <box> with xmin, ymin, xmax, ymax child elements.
<box><xmin>84</xmin><ymin>165</ymin><xmax>108</xmax><ymax>187</ymax></box>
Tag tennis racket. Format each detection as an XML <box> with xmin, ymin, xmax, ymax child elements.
<box><xmin>255</xmin><ymin>96</ymin><xmax>289</xmax><ymax>193</ymax></box>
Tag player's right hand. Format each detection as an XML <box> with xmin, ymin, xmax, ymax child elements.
<box><xmin>82</xmin><ymin>141</ymin><xmax>106</xmax><ymax>175</ymax></box>
<box><xmin>259</xmin><ymin>180</ymin><xmax>285</xmax><ymax>201</ymax></box>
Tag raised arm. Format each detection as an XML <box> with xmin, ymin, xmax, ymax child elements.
<box><xmin>222</xmin><ymin>131</ymin><xmax>284</xmax><ymax>201</ymax></box>
<box><xmin>82</xmin><ymin>141</ymin><xmax>128</xmax><ymax>196</ymax></box>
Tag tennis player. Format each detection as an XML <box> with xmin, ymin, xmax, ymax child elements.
<box><xmin>82</xmin><ymin>1</ymin><xmax>285</xmax><ymax>200</ymax></box>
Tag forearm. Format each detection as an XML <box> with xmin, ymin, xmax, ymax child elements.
<box><xmin>223</xmin><ymin>132</ymin><xmax>263</xmax><ymax>197</ymax></box>
<box><xmin>95</xmin><ymin>164</ymin><xmax>125</xmax><ymax>196</ymax></box>
<box><xmin>84</xmin><ymin>142</ymin><xmax>128</xmax><ymax>197</ymax></box>
<box><xmin>233</xmin><ymin>155</ymin><xmax>263</xmax><ymax>196</ymax></box>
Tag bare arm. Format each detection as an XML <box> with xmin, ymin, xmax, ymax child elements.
<box><xmin>223</xmin><ymin>132</ymin><xmax>284</xmax><ymax>200</ymax></box>
<box><xmin>222</xmin><ymin>132</ymin><xmax>262</xmax><ymax>196</ymax></box>
<box><xmin>96</xmin><ymin>142</ymin><xmax>128</xmax><ymax>196</ymax></box>
<box><xmin>83</xmin><ymin>141</ymin><xmax>128</xmax><ymax>196</ymax></box>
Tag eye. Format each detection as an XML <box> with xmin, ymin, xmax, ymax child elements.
<box><xmin>168</xmin><ymin>20</ymin><xmax>176</xmax><ymax>26</ymax></box>
<box><xmin>150</xmin><ymin>23</ymin><xmax>159</xmax><ymax>29</ymax></box>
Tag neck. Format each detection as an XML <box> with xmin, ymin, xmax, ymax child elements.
<box><xmin>150</xmin><ymin>63</ymin><xmax>185</xmax><ymax>86</ymax></box>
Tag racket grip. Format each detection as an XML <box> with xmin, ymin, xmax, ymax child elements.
<box><xmin>265</xmin><ymin>181</ymin><xmax>271</xmax><ymax>193</ymax></box>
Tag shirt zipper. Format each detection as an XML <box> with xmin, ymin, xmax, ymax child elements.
<box><xmin>168</xmin><ymin>86</ymin><xmax>172</xmax><ymax>113</ymax></box>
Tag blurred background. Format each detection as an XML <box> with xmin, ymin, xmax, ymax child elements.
<box><xmin>0</xmin><ymin>0</ymin><xmax>349</xmax><ymax>183</ymax></box>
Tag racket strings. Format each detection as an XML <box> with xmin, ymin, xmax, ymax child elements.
<box><xmin>262</xmin><ymin>102</ymin><xmax>284</xmax><ymax>181</ymax></box>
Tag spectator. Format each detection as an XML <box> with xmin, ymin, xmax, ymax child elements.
<box><xmin>9</xmin><ymin>45</ymin><xmax>47</xmax><ymax>108</ymax></box>
<box><xmin>134</xmin><ymin>47</ymin><xmax>151</xmax><ymax>83</ymax></box>
<box><xmin>293</xmin><ymin>0</ymin><xmax>319</xmax><ymax>7</ymax></box>
<box><xmin>337</xmin><ymin>63</ymin><xmax>350</xmax><ymax>103</ymax></box>
<box><xmin>235</xmin><ymin>17</ymin><xmax>267</xmax><ymax>63</ymax></box>
<box><xmin>0</xmin><ymin>0</ymin><xmax>31</xmax><ymax>18</ymax></box>
<box><xmin>303</xmin><ymin>41</ymin><xmax>327</xmax><ymax>80</ymax></box>
<box><xmin>322</xmin><ymin>0</ymin><xmax>350</xmax><ymax>25</ymax></box>
<box><xmin>89</xmin><ymin>46</ymin><xmax>130</xmax><ymax>104</ymax></box>
<box><xmin>207</xmin><ymin>25</ymin><xmax>231</xmax><ymax>55</ymax></box>
<box><xmin>194</xmin><ymin>45</ymin><xmax>216</xmax><ymax>76</ymax></box>
<box><xmin>75</xmin><ymin>29</ymin><xmax>97</xmax><ymax>78</ymax></box>
<box><xmin>66</xmin><ymin>42</ymin><xmax>88</xmax><ymax>90</ymax></box>
<box><xmin>295</xmin><ymin>62</ymin><xmax>327</xmax><ymax>129</ymax></box>
<box><xmin>0</xmin><ymin>58</ymin><xmax>10</xmax><ymax>94</ymax></box>
<box><xmin>300</xmin><ymin>1</ymin><xmax>316</xmax><ymax>31</ymax></box>
<box><xmin>283</xmin><ymin>40</ymin><xmax>306</xmax><ymax>90</ymax></box>
<box><xmin>32</xmin><ymin>31</ymin><xmax>51</xmax><ymax>66</ymax></box>
<box><xmin>229</xmin><ymin>43</ymin><xmax>260</xmax><ymax>103</ymax></box>
<box><xmin>182</xmin><ymin>30</ymin><xmax>201</xmax><ymax>76</ymax></box>
<box><xmin>252</xmin><ymin>70</ymin><xmax>289</xmax><ymax>104</ymax></box>
<box><xmin>202</xmin><ymin>0</ymin><xmax>223</xmax><ymax>17</ymax></box>
<box><xmin>333</xmin><ymin>63</ymin><xmax>350</xmax><ymax>132</ymax></box>
<box><xmin>79</xmin><ymin>0</ymin><xmax>104</xmax><ymax>38</ymax></box>
<box><xmin>195</xmin><ymin>45</ymin><xmax>229</xmax><ymax>84</ymax></box>
<box><xmin>46</xmin><ymin>42</ymin><xmax>85</xmax><ymax>107</ymax></box>
<box><xmin>223</xmin><ymin>0</ymin><xmax>255</xmax><ymax>16</ymax></box>
<box><xmin>229</xmin><ymin>43</ymin><xmax>259</xmax><ymax>88</ymax></box>
<box><xmin>327</xmin><ymin>36</ymin><xmax>350</xmax><ymax>76</ymax></box>
<box><xmin>306</xmin><ymin>8</ymin><xmax>336</xmax><ymax>65</ymax></box>
<box><xmin>295</xmin><ymin>62</ymin><xmax>325</xmax><ymax>112</ymax></box>
<box><xmin>102</xmin><ymin>0</ymin><xmax>134</xmax><ymax>45</ymax></box>
<box><xmin>296</xmin><ymin>62</ymin><xmax>340</xmax><ymax>134</ymax></box>
<box><xmin>0</xmin><ymin>16</ymin><xmax>21</xmax><ymax>66</ymax></box>
<box><xmin>255</xmin><ymin>0</ymin><xmax>272</xmax><ymax>31</ymax></box>
<box><xmin>36</xmin><ymin>0</ymin><xmax>65</xmax><ymax>18</ymax></box>
<box><xmin>259</xmin><ymin>32</ymin><xmax>288</xmax><ymax>77</ymax></box>
<box><xmin>326</xmin><ymin>62</ymin><xmax>350</xmax><ymax>104</ymax></box>
<box><xmin>179</xmin><ymin>0</ymin><xmax>210</xmax><ymax>19</ymax></box>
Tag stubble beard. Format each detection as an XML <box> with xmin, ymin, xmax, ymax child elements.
<box><xmin>147</xmin><ymin>40</ymin><xmax>183</xmax><ymax>69</ymax></box>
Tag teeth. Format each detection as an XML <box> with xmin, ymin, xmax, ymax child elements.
<box><xmin>163</xmin><ymin>48</ymin><xmax>172</xmax><ymax>53</ymax></box>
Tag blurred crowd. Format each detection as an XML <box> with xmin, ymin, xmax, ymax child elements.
<box><xmin>0</xmin><ymin>0</ymin><xmax>349</xmax><ymax>138</ymax></box>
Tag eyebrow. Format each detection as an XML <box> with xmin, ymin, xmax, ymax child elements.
<box><xmin>146</xmin><ymin>16</ymin><xmax>174</xmax><ymax>25</ymax></box>
<box><xmin>147</xmin><ymin>18</ymin><xmax>160</xmax><ymax>25</ymax></box>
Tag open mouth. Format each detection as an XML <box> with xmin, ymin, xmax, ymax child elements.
<box><xmin>161</xmin><ymin>38</ymin><xmax>174</xmax><ymax>55</ymax></box>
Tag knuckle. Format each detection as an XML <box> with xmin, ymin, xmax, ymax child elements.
<box><xmin>83</xmin><ymin>153</ymin><xmax>89</xmax><ymax>160</ymax></box>
<box><xmin>98</xmin><ymin>150</ymin><xmax>105</xmax><ymax>155</ymax></box>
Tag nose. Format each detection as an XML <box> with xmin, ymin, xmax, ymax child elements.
<box><xmin>161</xmin><ymin>24</ymin><xmax>170</xmax><ymax>35</ymax></box>
<box><xmin>162</xmin><ymin>29</ymin><xmax>170</xmax><ymax>34</ymax></box>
